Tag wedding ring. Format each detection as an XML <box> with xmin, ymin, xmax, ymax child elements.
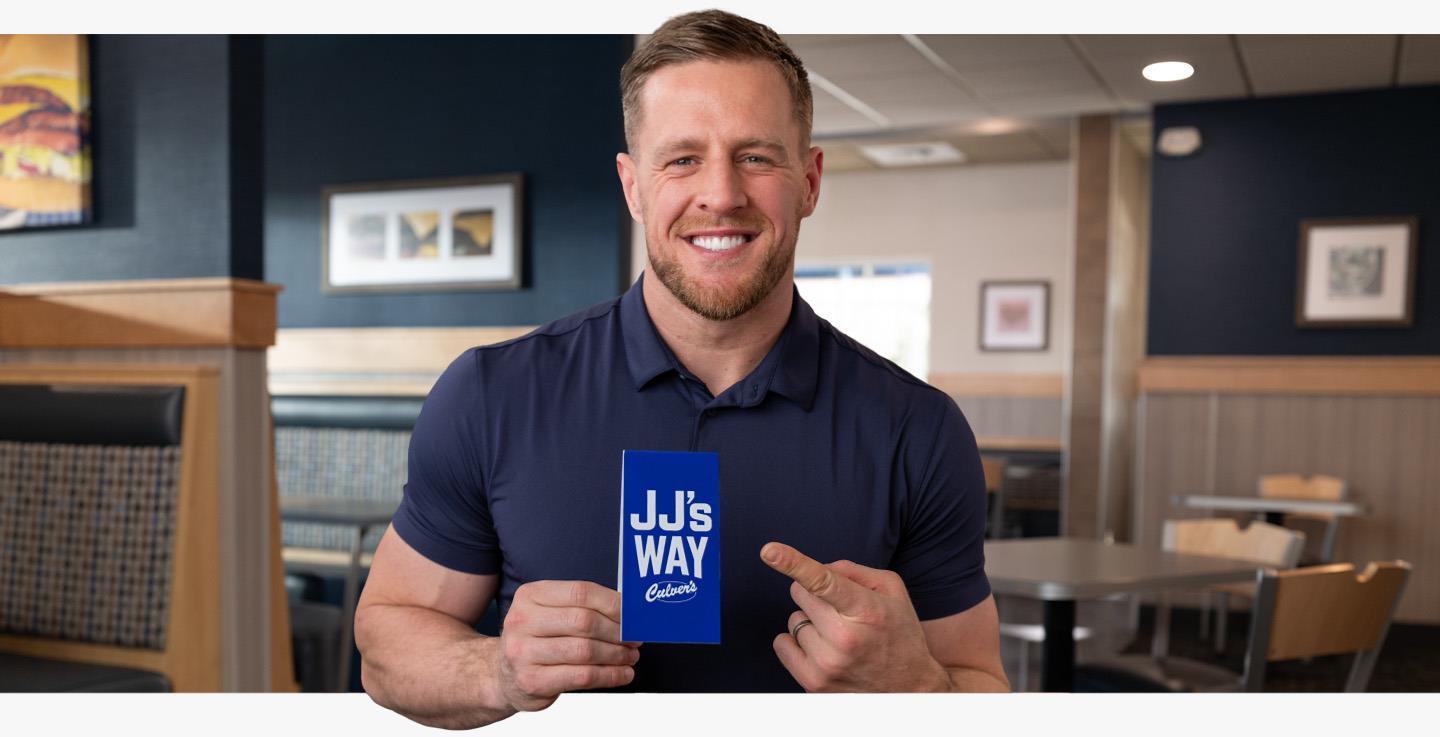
<box><xmin>791</xmin><ymin>618</ymin><xmax>814</xmax><ymax>639</ymax></box>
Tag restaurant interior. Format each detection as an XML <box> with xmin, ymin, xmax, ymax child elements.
<box><xmin>0</xmin><ymin>31</ymin><xmax>1437</xmax><ymax>696</ymax></box>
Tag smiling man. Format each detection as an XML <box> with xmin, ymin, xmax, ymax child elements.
<box><xmin>356</xmin><ymin>10</ymin><xmax>1007</xmax><ymax>730</ymax></box>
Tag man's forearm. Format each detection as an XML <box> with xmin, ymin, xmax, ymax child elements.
<box><xmin>357</xmin><ymin>603</ymin><xmax>514</xmax><ymax>730</ymax></box>
<box><xmin>943</xmin><ymin>665</ymin><xmax>1011</xmax><ymax>693</ymax></box>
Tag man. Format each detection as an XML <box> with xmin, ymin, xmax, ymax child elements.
<box><xmin>356</xmin><ymin>10</ymin><xmax>1008</xmax><ymax>730</ymax></box>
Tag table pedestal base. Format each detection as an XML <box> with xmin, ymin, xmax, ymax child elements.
<box><xmin>1041</xmin><ymin>600</ymin><xmax>1075</xmax><ymax>692</ymax></box>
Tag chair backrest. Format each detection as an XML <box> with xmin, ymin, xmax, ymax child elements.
<box><xmin>1256</xmin><ymin>473</ymin><xmax>1309</xmax><ymax>498</ymax></box>
<box><xmin>1258</xmin><ymin>472</ymin><xmax>1348</xmax><ymax>534</ymax></box>
<box><xmin>981</xmin><ymin>456</ymin><xmax>1006</xmax><ymax>493</ymax></box>
<box><xmin>1162</xmin><ymin>518</ymin><xmax>1306</xmax><ymax>568</ymax></box>
<box><xmin>1241</xmin><ymin>561</ymin><xmax>1410</xmax><ymax>692</ymax></box>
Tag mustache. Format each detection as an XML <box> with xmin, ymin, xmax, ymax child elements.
<box><xmin>670</xmin><ymin>214</ymin><xmax>767</xmax><ymax>235</ymax></box>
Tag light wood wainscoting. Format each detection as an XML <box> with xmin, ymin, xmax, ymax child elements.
<box><xmin>0</xmin><ymin>278</ymin><xmax>290</xmax><ymax>690</ymax></box>
<box><xmin>269</xmin><ymin>326</ymin><xmax>534</xmax><ymax>396</ymax></box>
<box><xmin>1135</xmin><ymin>357</ymin><xmax>1440</xmax><ymax>624</ymax></box>
<box><xmin>929</xmin><ymin>373</ymin><xmax>1064</xmax><ymax>451</ymax></box>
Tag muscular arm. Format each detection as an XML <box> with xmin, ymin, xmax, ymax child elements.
<box><xmin>358</xmin><ymin>526</ymin><xmax>638</xmax><ymax>729</ymax></box>
<box><xmin>920</xmin><ymin>594</ymin><xmax>1010</xmax><ymax>692</ymax></box>
<box><xmin>355</xmin><ymin>526</ymin><xmax>511</xmax><ymax>730</ymax></box>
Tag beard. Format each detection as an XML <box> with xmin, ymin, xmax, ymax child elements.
<box><xmin>648</xmin><ymin>215</ymin><xmax>798</xmax><ymax>322</ymax></box>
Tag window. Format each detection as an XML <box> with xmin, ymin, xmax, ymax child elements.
<box><xmin>795</xmin><ymin>262</ymin><xmax>931</xmax><ymax>380</ymax></box>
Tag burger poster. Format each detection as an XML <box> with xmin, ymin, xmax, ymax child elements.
<box><xmin>0</xmin><ymin>35</ymin><xmax>91</xmax><ymax>231</ymax></box>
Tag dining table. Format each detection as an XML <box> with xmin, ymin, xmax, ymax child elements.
<box><xmin>984</xmin><ymin>537</ymin><xmax>1263</xmax><ymax>692</ymax></box>
<box><xmin>1171</xmin><ymin>493</ymin><xmax>1368</xmax><ymax>525</ymax></box>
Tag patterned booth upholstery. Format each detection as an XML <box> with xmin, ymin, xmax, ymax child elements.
<box><xmin>0</xmin><ymin>366</ymin><xmax>223</xmax><ymax>692</ymax></box>
<box><xmin>272</xmin><ymin>395</ymin><xmax>418</xmax><ymax>562</ymax></box>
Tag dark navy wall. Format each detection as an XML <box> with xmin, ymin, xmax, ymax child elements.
<box><xmin>0</xmin><ymin>36</ymin><xmax>263</xmax><ymax>284</ymax></box>
<box><xmin>264</xmin><ymin>36</ymin><xmax>633</xmax><ymax>328</ymax></box>
<box><xmin>1147</xmin><ymin>85</ymin><xmax>1440</xmax><ymax>355</ymax></box>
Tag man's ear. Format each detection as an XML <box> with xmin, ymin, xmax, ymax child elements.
<box><xmin>616</xmin><ymin>153</ymin><xmax>645</xmax><ymax>223</ymax></box>
<box><xmin>799</xmin><ymin>146</ymin><xmax>824</xmax><ymax>218</ymax></box>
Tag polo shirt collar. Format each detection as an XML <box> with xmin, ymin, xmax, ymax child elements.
<box><xmin>620</xmin><ymin>275</ymin><xmax>676</xmax><ymax>390</ymax></box>
<box><xmin>619</xmin><ymin>275</ymin><xmax>820</xmax><ymax>411</ymax></box>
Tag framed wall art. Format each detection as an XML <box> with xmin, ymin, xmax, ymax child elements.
<box><xmin>1296</xmin><ymin>216</ymin><xmax>1418</xmax><ymax>328</ymax></box>
<box><xmin>0</xmin><ymin>34</ymin><xmax>91</xmax><ymax>231</ymax></box>
<box><xmin>979</xmin><ymin>280</ymin><xmax>1050</xmax><ymax>351</ymax></box>
<box><xmin>322</xmin><ymin>174</ymin><xmax>523</xmax><ymax>293</ymax></box>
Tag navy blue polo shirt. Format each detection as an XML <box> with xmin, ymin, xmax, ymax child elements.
<box><xmin>392</xmin><ymin>275</ymin><xmax>990</xmax><ymax>692</ymax></box>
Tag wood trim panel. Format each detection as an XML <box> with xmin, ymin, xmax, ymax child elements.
<box><xmin>0</xmin><ymin>364</ymin><xmax>223</xmax><ymax>690</ymax></box>
<box><xmin>268</xmin><ymin>417</ymin><xmax>299</xmax><ymax>692</ymax></box>
<box><xmin>269</xmin><ymin>326</ymin><xmax>534</xmax><ymax>396</ymax></box>
<box><xmin>928</xmin><ymin>372</ymin><xmax>1065</xmax><ymax>398</ymax></box>
<box><xmin>1065</xmin><ymin>114</ymin><xmax>1114</xmax><ymax>539</ymax></box>
<box><xmin>0</xmin><ymin>278</ymin><xmax>280</xmax><ymax>349</ymax></box>
<box><xmin>1140</xmin><ymin>356</ymin><xmax>1440</xmax><ymax>396</ymax></box>
<box><xmin>977</xmin><ymin>436</ymin><xmax>1064</xmax><ymax>453</ymax></box>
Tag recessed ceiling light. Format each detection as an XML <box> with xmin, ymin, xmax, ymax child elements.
<box><xmin>859</xmin><ymin>142</ymin><xmax>966</xmax><ymax>167</ymax></box>
<box><xmin>1143</xmin><ymin>61</ymin><xmax>1195</xmax><ymax>82</ymax></box>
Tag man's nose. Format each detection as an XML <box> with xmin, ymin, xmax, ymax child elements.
<box><xmin>695</xmin><ymin>161</ymin><xmax>747</xmax><ymax>213</ymax></box>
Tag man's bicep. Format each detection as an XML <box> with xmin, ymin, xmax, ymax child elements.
<box><xmin>360</xmin><ymin>524</ymin><xmax>497</xmax><ymax>625</ymax></box>
<box><xmin>919</xmin><ymin>594</ymin><xmax>1008</xmax><ymax>688</ymax></box>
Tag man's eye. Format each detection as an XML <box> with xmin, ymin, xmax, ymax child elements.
<box><xmin>669</xmin><ymin>157</ymin><xmax>695</xmax><ymax>167</ymax></box>
<box><xmin>742</xmin><ymin>155</ymin><xmax>770</xmax><ymax>164</ymax></box>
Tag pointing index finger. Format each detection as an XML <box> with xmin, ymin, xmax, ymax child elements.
<box><xmin>760</xmin><ymin>542</ymin><xmax>863</xmax><ymax>615</ymax></box>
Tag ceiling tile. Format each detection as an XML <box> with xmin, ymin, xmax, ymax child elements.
<box><xmin>791</xmin><ymin>36</ymin><xmax>933</xmax><ymax>80</ymax></box>
<box><xmin>1236</xmin><ymin>35</ymin><xmax>1397</xmax><ymax>96</ymax></box>
<box><xmin>915</xmin><ymin>35</ymin><xmax>1077</xmax><ymax>69</ymax></box>
<box><xmin>1397</xmin><ymin>35</ymin><xmax>1440</xmax><ymax>85</ymax></box>
<box><xmin>1070</xmin><ymin>35</ymin><xmax>1232</xmax><ymax>60</ymax></box>
<box><xmin>988</xmin><ymin>92</ymin><xmax>1120</xmax><ymax>118</ymax></box>
<box><xmin>958</xmin><ymin>60</ymin><xmax>1110</xmax><ymax>100</ymax></box>
<box><xmin>873</xmin><ymin>102</ymin><xmax>991</xmax><ymax>128</ymax></box>
<box><xmin>782</xmin><ymin>34</ymin><xmax>872</xmax><ymax>50</ymax></box>
<box><xmin>812</xmin><ymin>107</ymin><xmax>886</xmax><ymax>136</ymax></box>
<box><xmin>830</xmin><ymin>71</ymin><xmax>979</xmax><ymax>105</ymax></box>
<box><xmin>811</xmin><ymin>86</ymin><xmax>858</xmax><ymax>114</ymax></box>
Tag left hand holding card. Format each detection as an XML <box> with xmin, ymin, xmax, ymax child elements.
<box><xmin>490</xmin><ymin>580</ymin><xmax>642</xmax><ymax>712</ymax></box>
<box><xmin>761</xmin><ymin>542</ymin><xmax>949</xmax><ymax>692</ymax></box>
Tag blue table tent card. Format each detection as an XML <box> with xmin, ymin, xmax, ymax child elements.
<box><xmin>618</xmin><ymin>450</ymin><xmax>720</xmax><ymax>644</ymax></box>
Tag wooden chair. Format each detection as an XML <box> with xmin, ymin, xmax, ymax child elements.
<box><xmin>1259</xmin><ymin>473</ymin><xmax>1348</xmax><ymax>564</ymax></box>
<box><xmin>1150</xmin><ymin>519</ymin><xmax>1305</xmax><ymax>657</ymax></box>
<box><xmin>1077</xmin><ymin>561</ymin><xmax>1411</xmax><ymax>692</ymax></box>
<box><xmin>981</xmin><ymin>456</ymin><xmax>1006</xmax><ymax>538</ymax></box>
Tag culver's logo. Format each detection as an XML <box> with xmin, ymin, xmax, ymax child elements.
<box><xmin>645</xmin><ymin>579</ymin><xmax>698</xmax><ymax>604</ymax></box>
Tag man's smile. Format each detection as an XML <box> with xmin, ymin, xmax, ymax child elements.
<box><xmin>685</xmin><ymin>230</ymin><xmax>757</xmax><ymax>252</ymax></box>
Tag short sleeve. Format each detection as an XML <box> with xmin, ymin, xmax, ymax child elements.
<box><xmin>390</xmin><ymin>348</ymin><xmax>501</xmax><ymax>575</ymax></box>
<box><xmin>890</xmin><ymin>394</ymin><xmax>991</xmax><ymax>620</ymax></box>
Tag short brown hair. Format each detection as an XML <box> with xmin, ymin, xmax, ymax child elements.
<box><xmin>621</xmin><ymin>9</ymin><xmax>813</xmax><ymax>152</ymax></box>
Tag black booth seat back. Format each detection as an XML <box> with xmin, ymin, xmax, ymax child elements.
<box><xmin>0</xmin><ymin>384</ymin><xmax>184</xmax><ymax>651</ymax></box>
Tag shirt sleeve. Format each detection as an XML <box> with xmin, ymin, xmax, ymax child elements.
<box><xmin>890</xmin><ymin>392</ymin><xmax>992</xmax><ymax>621</ymax></box>
<box><xmin>390</xmin><ymin>348</ymin><xmax>502</xmax><ymax>575</ymax></box>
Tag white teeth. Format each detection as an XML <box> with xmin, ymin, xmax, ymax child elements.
<box><xmin>689</xmin><ymin>235</ymin><xmax>748</xmax><ymax>251</ymax></box>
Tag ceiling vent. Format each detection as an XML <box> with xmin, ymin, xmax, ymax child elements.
<box><xmin>859</xmin><ymin>141</ymin><xmax>966</xmax><ymax>167</ymax></box>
